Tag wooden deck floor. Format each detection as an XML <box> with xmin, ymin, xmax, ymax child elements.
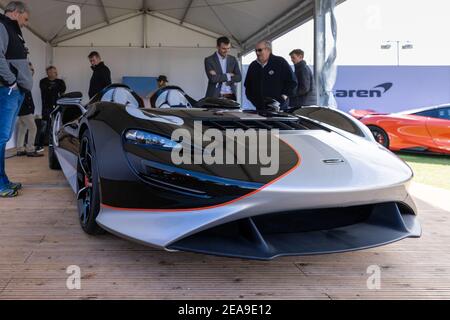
<box><xmin>0</xmin><ymin>150</ymin><xmax>449</xmax><ymax>300</ymax></box>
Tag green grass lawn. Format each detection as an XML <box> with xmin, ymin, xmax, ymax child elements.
<box><xmin>398</xmin><ymin>153</ymin><xmax>450</xmax><ymax>190</ymax></box>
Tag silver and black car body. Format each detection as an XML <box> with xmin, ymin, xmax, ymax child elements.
<box><xmin>50</xmin><ymin>84</ymin><xmax>421</xmax><ymax>260</ymax></box>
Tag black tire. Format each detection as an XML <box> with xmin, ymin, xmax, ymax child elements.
<box><xmin>368</xmin><ymin>125</ymin><xmax>390</xmax><ymax>148</ymax></box>
<box><xmin>49</xmin><ymin>115</ymin><xmax>61</xmax><ymax>170</ymax></box>
<box><xmin>77</xmin><ymin>130</ymin><xmax>104</xmax><ymax>235</ymax></box>
<box><xmin>48</xmin><ymin>143</ymin><xmax>61</xmax><ymax>170</ymax></box>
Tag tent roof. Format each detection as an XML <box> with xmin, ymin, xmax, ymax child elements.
<box><xmin>0</xmin><ymin>0</ymin><xmax>320</xmax><ymax>52</ymax></box>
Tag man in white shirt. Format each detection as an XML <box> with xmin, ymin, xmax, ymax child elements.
<box><xmin>204</xmin><ymin>37</ymin><xmax>242</xmax><ymax>100</ymax></box>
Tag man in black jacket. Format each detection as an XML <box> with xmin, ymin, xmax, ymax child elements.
<box><xmin>244</xmin><ymin>40</ymin><xmax>297</xmax><ymax>110</ymax></box>
<box><xmin>40</xmin><ymin>66</ymin><xmax>66</xmax><ymax>119</ymax></box>
<box><xmin>88</xmin><ymin>51</ymin><xmax>112</xmax><ymax>99</ymax></box>
<box><xmin>289</xmin><ymin>49</ymin><xmax>317</xmax><ymax>107</ymax></box>
<box><xmin>37</xmin><ymin>66</ymin><xmax>66</xmax><ymax>147</ymax></box>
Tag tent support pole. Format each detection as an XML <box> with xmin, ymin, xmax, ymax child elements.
<box><xmin>314</xmin><ymin>0</ymin><xmax>326</xmax><ymax>107</ymax></box>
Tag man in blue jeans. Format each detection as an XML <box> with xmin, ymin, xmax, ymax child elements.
<box><xmin>0</xmin><ymin>1</ymin><xmax>32</xmax><ymax>198</ymax></box>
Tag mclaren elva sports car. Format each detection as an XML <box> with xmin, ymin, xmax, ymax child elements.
<box><xmin>49</xmin><ymin>84</ymin><xmax>421</xmax><ymax>260</ymax></box>
<box><xmin>350</xmin><ymin>105</ymin><xmax>450</xmax><ymax>155</ymax></box>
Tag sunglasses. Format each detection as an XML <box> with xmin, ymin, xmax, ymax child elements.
<box><xmin>255</xmin><ymin>48</ymin><xmax>266</xmax><ymax>53</ymax></box>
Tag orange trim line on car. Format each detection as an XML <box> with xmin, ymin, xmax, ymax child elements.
<box><xmin>101</xmin><ymin>139</ymin><xmax>302</xmax><ymax>213</ymax></box>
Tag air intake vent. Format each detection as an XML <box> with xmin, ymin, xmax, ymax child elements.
<box><xmin>169</xmin><ymin>202</ymin><xmax>420</xmax><ymax>260</ymax></box>
<box><xmin>202</xmin><ymin>119</ymin><xmax>322</xmax><ymax>131</ymax></box>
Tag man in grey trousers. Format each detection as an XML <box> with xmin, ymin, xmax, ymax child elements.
<box><xmin>204</xmin><ymin>37</ymin><xmax>242</xmax><ymax>101</ymax></box>
<box><xmin>16</xmin><ymin>62</ymin><xmax>42</xmax><ymax>158</ymax></box>
<box><xmin>0</xmin><ymin>1</ymin><xmax>33</xmax><ymax>198</ymax></box>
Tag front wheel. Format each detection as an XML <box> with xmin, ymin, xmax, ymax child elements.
<box><xmin>48</xmin><ymin>144</ymin><xmax>61</xmax><ymax>170</ymax></box>
<box><xmin>368</xmin><ymin>126</ymin><xmax>390</xmax><ymax>148</ymax></box>
<box><xmin>77</xmin><ymin>130</ymin><xmax>104</xmax><ymax>235</ymax></box>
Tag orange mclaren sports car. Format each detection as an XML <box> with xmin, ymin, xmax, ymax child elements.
<box><xmin>350</xmin><ymin>104</ymin><xmax>450</xmax><ymax>155</ymax></box>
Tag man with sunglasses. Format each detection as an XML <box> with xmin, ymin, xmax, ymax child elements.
<box><xmin>244</xmin><ymin>40</ymin><xmax>297</xmax><ymax>110</ymax></box>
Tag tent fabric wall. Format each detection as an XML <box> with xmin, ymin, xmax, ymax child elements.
<box><xmin>2</xmin><ymin>0</ymin><xmax>316</xmax><ymax>49</ymax></box>
<box><xmin>53</xmin><ymin>46</ymin><xmax>235</xmax><ymax>103</ymax></box>
<box><xmin>55</xmin><ymin>13</ymin><xmax>221</xmax><ymax>48</ymax></box>
<box><xmin>53</xmin><ymin>14</ymin><xmax>238</xmax><ymax>103</ymax></box>
<box><xmin>3</xmin><ymin>0</ymin><xmax>337</xmax><ymax>149</ymax></box>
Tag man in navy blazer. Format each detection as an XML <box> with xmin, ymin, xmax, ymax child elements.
<box><xmin>204</xmin><ymin>37</ymin><xmax>242</xmax><ymax>101</ymax></box>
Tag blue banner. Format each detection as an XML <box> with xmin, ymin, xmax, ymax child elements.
<box><xmin>242</xmin><ymin>65</ymin><xmax>450</xmax><ymax>113</ymax></box>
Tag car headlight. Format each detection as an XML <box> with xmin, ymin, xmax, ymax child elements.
<box><xmin>125</xmin><ymin>130</ymin><xmax>179</xmax><ymax>151</ymax></box>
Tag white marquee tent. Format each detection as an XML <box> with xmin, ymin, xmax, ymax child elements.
<box><xmin>2</xmin><ymin>0</ymin><xmax>343</xmax><ymax>148</ymax></box>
